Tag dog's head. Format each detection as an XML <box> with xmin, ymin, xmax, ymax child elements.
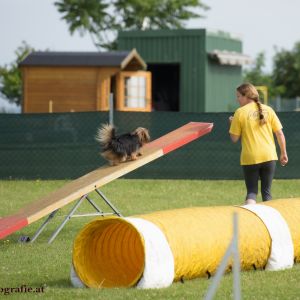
<box><xmin>133</xmin><ymin>127</ymin><xmax>150</xmax><ymax>145</ymax></box>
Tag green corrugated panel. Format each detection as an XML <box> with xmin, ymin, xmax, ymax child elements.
<box><xmin>205</xmin><ymin>32</ymin><xmax>243</xmax><ymax>112</ymax></box>
<box><xmin>118</xmin><ymin>29</ymin><xmax>206</xmax><ymax>112</ymax></box>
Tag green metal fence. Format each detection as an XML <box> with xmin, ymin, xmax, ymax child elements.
<box><xmin>0</xmin><ymin>111</ymin><xmax>299</xmax><ymax>180</ymax></box>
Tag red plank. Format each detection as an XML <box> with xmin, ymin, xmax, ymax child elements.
<box><xmin>163</xmin><ymin>123</ymin><xmax>213</xmax><ymax>154</ymax></box>
<box><xmin>0</xmin><ymin>215</ymin><xmax>28</xmax><ymax>239</ymax></box>
<box><xmin>147</xmin><ymin>122</ymin><xmax>213</xmax><ymax>154</ymax></box>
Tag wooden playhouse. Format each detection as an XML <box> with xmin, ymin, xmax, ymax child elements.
<box><xmin>19</xmin><ymin>49</ymin><xmax>152</xmax><ymax>113</ymax></box>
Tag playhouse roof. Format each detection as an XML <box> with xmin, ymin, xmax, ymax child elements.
<box><xmin>19</xmin><ymin>49</ymin><xmax>147</xmax><ymax>70</ymax></box>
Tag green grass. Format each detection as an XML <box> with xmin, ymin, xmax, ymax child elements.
<box><xmin>0</xmin><ymin>179</ymin><xmax>300</xmax><ymax>299</ymax></box>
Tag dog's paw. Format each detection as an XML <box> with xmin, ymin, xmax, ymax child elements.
<box><xmin>130</xmin><ymin>154</ymin><xmax>138</xmax><ymax>160</ymax></box>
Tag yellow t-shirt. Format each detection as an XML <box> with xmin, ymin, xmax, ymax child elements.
<box><xmin>229</xmin><ymin>102</ymin><xmax>282</xmax><ymax>165</ymax></box>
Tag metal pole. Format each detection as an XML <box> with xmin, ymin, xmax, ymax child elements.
<box><xmin>47</xmin><ymin>195</ymin><xmax>87</xmax><ymax>244</ymax></box>
<box><xmin>86</xmin><ymin>195</ymin><xmax>103</xmax><ymax>214</ymax></box>
<box><xmin>72</xmin><ymin>212</ymin><xmax>114</xmax><ymax>218</ymax></box>
<box><xmin>95</xmin><ymin>189</ymin><xmax>122</xmax><ymax>217</ymax></box>
<box><xmin>109</xmin><ymin>93</ymin><xmax>114</xmax><ymax>126</ymax></box>
<box><xmin>30</xmin><ymin>209</ymin><xmax>59</xmax><ymax>243</ymax></box>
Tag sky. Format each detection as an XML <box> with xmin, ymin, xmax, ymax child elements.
<box><xmin>0</xmin><ymin>0</ymin><xmax>300</xmax><ymax>85</ymax></box>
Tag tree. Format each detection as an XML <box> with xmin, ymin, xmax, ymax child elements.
<box><xmin>0</xmin><ymin>42</ymin><xmax>34</xmax><ymax>105</ymax></box>
<box><xmin>243</xmin><ymin>52</ymin><xmax>272</xmax><ymax>96</ymax></box>
<box><xmin>55</xmin><ymin>0</ymin><xmax>116</xmax><ymax>49</ymax></box>
<box><xmin>243</xmin><ymin>52</ymin><xmax>277</xmax><ymax>99</ymax></box>
<box><xmin>54</xmin><ymin>0</ymin><xmax>209</xmax><ymax>50</ymax></box>
<box><xmin>243</xmin><ymin>52</ymin><xmax>268</xmax><ymax>84</ymax></box>
<box><xmin>272</xmin><ymin>42</ymin><xmax>300</xmax><ymax>98</ymax></box>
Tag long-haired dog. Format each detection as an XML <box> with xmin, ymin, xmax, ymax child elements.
<box><xmin>96</xmin><ymin>124</ymin><xmax>150</xmax><ymax>165</ymax></box>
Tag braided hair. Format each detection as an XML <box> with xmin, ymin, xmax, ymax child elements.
<box><xmin>237</xmin><ymin>83</ymin><xmax>266</xmax><ymax>125</ymax></box>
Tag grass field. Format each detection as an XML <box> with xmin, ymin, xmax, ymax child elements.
<box><xmin>0</xmin><ymin>179</ymin><xmax>300</xmax><ymax>299</ymax></box>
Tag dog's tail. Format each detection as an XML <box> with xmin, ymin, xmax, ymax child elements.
<box><xmin>96</xmin><ymin>124</ymin><xmax>115</xmax><ymax>148</ymax></box>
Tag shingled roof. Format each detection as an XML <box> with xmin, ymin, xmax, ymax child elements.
<box><xmin>19</xmin><ymin>49</ymin><xmax>147</xmax><ymax>70</ymax></box>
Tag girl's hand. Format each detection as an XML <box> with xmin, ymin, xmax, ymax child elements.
<box><xmin>229</xmin><ymin>116</ymin><xmax>234</xmax><ymax>123</ymax></box>
<box><xmin>280</xmin><ymin>153</ymin><xmax>288</xmax><ymax>166</ymax></box>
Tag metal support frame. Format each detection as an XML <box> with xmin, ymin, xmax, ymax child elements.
<box><xmin>25</xmin><ymin>189</ymin><xmax>123</xmax><ymax>244</ymax></box>
<box><xmin>204</xmin><ymin>213</ymin><xmax>241</xmax><ymax>300</ymax></box>
<box><xmin>95</xmin><ymin>188</ymin><xmax>122</xmax><ymax>217</ymax></box>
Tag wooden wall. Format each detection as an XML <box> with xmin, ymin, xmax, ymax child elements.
<box><xmin>22</xmin><ymin>66</ymin><xmax>119</xmax><ymax>113</ymax></box>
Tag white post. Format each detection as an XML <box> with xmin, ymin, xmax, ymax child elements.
<box><xmin>276</xmin><ymin>96</ymin><xmax>281</xmax><ymax>112</ymax></box>
<box><xmin>109</xmin><ymin>93</ymin><xmax>114</xmax><ymax>126</ymax></box>
<box><xmin>204</xmin><ymin>213</ymin><xmax>241</xmax><ymax>300</ymax></box>
<box><xmin>296</xmin><ymin>97</ymin><xmax>300</xmax><ymax>111</ymax></box>
<box><xmin>232</xmin><ymin>213</ymin><xmax>241</xmax><ymax>300</ymax></box>
<box><xmin>49</xmin><ymin>100</ymin><xmax>53</xmax><ymax>113</ymax></box>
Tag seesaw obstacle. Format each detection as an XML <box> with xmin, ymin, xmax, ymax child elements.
<box><xmin>0</xmin><ymin>122</ymin><xmax>213</xmax><ymax>240</ymax></box>
<box><xmin>71</xmin><ymin>198</ymin><xmax>300</xmax><ymax>289</ymax></box>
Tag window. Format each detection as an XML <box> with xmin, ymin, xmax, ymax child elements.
<box><xmin>125</xmin><ymin>76</ymin><xmax>146</xmax><ymax>108</ymax></box>
<box><xmin>116</xmin><ymin>71</ymin><xmax>151</xmax><ymax>112</ymax></box>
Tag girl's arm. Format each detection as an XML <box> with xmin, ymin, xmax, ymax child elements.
<box><xmin>229</xmin><ymin>116</ymin><xmax>240</xmax><ymax>143</ymax></box>
<box><xmin>275</xmin><ymin>129</ymin><xmax>288</xmax><ymax>166</ymax></box>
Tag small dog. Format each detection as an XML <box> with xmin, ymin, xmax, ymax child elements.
<box><xmin>96</xmin><ymin>124</ymin><xmax>150</xmax><ymax>166</ymax></box>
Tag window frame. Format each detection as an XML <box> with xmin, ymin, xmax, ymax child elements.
<box><xmin>116</xmin><ymin>71</ymin><xmax>152</xmax><ymax>112</ymax></box>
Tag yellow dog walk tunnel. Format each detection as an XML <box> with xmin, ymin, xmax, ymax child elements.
<box><xmin>71</xmin><ymin>198</ymin><xmax>300</xmax><ymax>289</ymax></box>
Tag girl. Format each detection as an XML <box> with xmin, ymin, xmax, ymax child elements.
<box><xmin>229</xmin><ymin>83</ymin><xmax>288</xmax><ymax>204</ymax></box>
